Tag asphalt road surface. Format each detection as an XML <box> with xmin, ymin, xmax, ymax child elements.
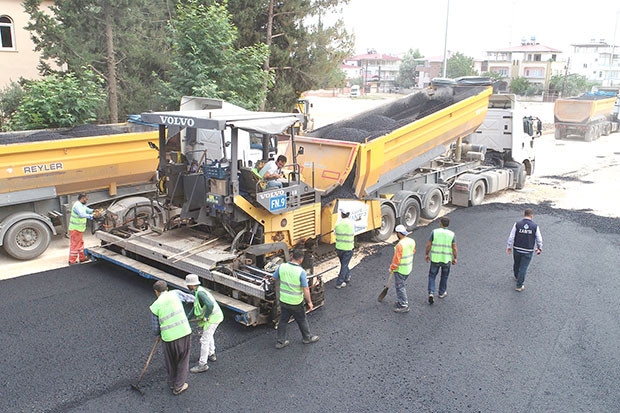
<box><xmin>2</xmin><ymin>202</ymin><xmax>620</xmax><ymax>412</ymax></box>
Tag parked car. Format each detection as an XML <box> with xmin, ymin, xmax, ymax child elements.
<box><xmin>350</xmin><ymin>85</ymin><xmax>360</xmax><ymax>98</ymax></box>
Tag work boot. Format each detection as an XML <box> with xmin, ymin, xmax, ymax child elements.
<box><xmin>173</xmin><ymin>383</ymin><xmax>189</xmax><ymax>395</ymax></box>
<box><xmin>393</xmin><ymin>305</ymin><xmax>410</xmax><ymax>313</ymax></box>
<box><xmin>190</xmin><ymin>363</ymin><xmax>209</xmax><ymax>373</ymax></box>
<box><xmin>275</xmin><ymin>340</ymin><xmax>290</xmax><ymax>349</ymax></box>
<box><xmin>208</xmin><ymin>353</ymin><xmax>217</xmax><ymax>362</ymax></box>
<box><xmin>303</xmin><ymin>335</ymin><xmax>320</xmax><ymax>344</ymax></box>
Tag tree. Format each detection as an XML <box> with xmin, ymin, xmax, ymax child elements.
<box><xmin>159</xmin><ymin>0</ymin><xmax>272</xmax><ymax>111</ymax></box>
<box><xmin>397</xmin><ymin>48</ymin><xmax>423</xmax><ymax>88</ymax></box>
<box><xmin>8</xmin><ymin>70</ymin><xmax>106</xmax><ymax>131</ymax></box>
<box><xmin>23</xmin><ymin>0</ymin><xmax>173</xmax><ymax>123</ymax></box>
<box><xmin>445</xmin><ymin>52</ymin><xmax>477</xmax><ymax>78</ymax></box>
<box><xmin>509</xmin><ymin>76</ymin><xmax>543</xmax><ymax>96</ymax></box>
<box><xmin>0</xmin><ymin>81</ymin><xmax>26</xmax><ymax>131</ymax></box>
<box><xmin>548</xmin><ymin>73</ymin><xmax>595</xmax><ymax>98</ymax></box>
<box><xmin>228</xmin><ymin>0</ymin><xmax>353</xmax><ymax>111</ymax></box>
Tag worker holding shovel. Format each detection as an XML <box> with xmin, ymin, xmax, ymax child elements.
<box><xmin>185</xmin><ymin>274</ymin><xmax>224</xmax><ymax>373</ymax></box>
<box><xmin>389</xmin><ymin>225</ymin><xmax>416</xmax><ymax>313</ymax></box>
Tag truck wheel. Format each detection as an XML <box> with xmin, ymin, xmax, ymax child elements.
<box><xmin>3</xmin><ymin>219</ymin><xmax>52</xmax><ymax>260</ymax></box>
<box><xmin>370</xmin><ymin>204</ymin><xmax>396</xmax><ymax>242</ymax></box>
<box><xmin>398</xmin><ymin>197</ymin><xmax>420</xmax><ymax>231</ymax></box>
<box><xmin>584</xmin><ymin>129</ymin><xmax>593</xmax><ymax>142</ymax></box>
<box><xmin>470</xmin><ymin>180</ymin><xmax>486</xmax><ymax>206</ymax></box>
<box><xmin>554</xmin><ymin>129</ymin><xmax>564</xmax><ymax>140</ymax></box>
<box><xmin>421</xmin><ymin>188</ymin><xmax>443</xmax><ymax>220</ymax></box>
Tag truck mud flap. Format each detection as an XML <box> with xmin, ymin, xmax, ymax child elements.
<box><xmin>86</xmin><ymin>247</ymin><xmax>267</xmax><ymax>326</ymax></box>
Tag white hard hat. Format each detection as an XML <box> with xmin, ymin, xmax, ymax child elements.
<box><xmin>185</xmin><ymin>273</ymin><xmax>200</xmax><ymax>286</ymax></box>
<box><xmin>394</xmin><ymin>224</ymin><xmax>410</xmax><ymax>236</ymax></box>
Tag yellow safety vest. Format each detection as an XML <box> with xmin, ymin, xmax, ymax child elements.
<box><xmin>194</xmin><ymin>286</ymin><xmax>224</xmax><ymax>328</ymax></box>
<box><xmin>335</xmin><ymin>218</ymin><xmax>355</xmax><ymax>251</ymax></box>
<box><xmin>68</xmin><ymin>201</ymin><xmax>88</xmax><ymax>232</ymax></box>
<box><xmin>278</xmin><ymin>263</ymin><xmax>304</xmax><ymax>305</ymax></box>
<box><xmin>395</xmin><ymin>237</ymin><xmax>416</xmax><ymax>275</ymax></box>
<box><xmin>429</xmin><ymin>228</ymin><xmax>455</xmax><ymax>264</ymax></box>
<box><xmin>150</xmin><ymin>291</ymin><xmax>191</xmax><ymax>342</ymax></box>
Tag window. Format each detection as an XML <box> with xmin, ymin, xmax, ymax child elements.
<box><xmin>1</xmin><ymin>15</ymin><xmax>15</xmax><ymax>50</ymax></box>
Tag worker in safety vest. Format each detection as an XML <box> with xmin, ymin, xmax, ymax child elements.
<box><xmin>150</xmin><ymin>280</ymin><xmax>193</xmax><ymax>395</ymax></box>
<box><xmin>389</xmin><ymin>224</ymin><xmax>416</xmax><ymax>313</ymax></box>
<box><xmin>67</xmin><ymin>193</ymin><xmax>100</xmax><ymax>265</ymax></box>
<box><xmin>185</xmin><ymin>274</ymin><xmax>224</xmax><ymax>373</ymax></box>
<box><xmin>334</xmin><ymin>209</ymin><xmax>355</xmax><ymax>289</ymax></box>
<box><xmin>272</xmin><ymin>248</ymin><xmax>319</xmax><ymax>349</ymax></box>
<box><xmin>425</xmin><ymin>216</ymin><xmax>458</xmax><ymax>304</ymax></box>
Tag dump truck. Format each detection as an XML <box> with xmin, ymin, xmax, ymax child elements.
<box><xmin>0</xmin><ymin>123</ymin><xmax>160</xmax><ymax>260</ymax></box>
<box><xmin>554</xmin><ymin>92</ymin><xmax>619</xmax><ymax>141</ymax></box>
<box><xmin>86</xmin><ymin>78</ymin><xmax>539</xmax><ymax>327</ymax></box>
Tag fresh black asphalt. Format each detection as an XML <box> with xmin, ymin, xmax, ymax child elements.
<box><xmin>2</xmin><ymin>203</ymin><xmax>620</xmax><ymax>412</ymax></box>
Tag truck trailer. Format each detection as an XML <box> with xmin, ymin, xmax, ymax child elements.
<box><xmin>0</xmin><ymin>123</ymin><xmax>160</xmax><ymax>260</ymax></box>
<box><xmin>87</xmin><ymin>78</ymin><xmax>540</xmax><ymax>327</ymax></box>
<box><xmin>554</xmin><ymin>92</ymin><xmax>619</xmax><ymax>141</ymax></box>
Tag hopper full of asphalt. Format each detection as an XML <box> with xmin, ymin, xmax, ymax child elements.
<box><xmin>2</xmin><ymin>203</ymin><xmax>620</xmax><ymax>412</ymax></box>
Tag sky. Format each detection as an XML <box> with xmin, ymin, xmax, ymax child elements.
<box><xmin>331</xmin><ymin>0</ymin><xmax>620</xmax><ymax>58</ymax></box>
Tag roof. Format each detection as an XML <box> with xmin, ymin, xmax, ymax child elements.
<box><xmin>486</xmin><ymin>44</ymin><xmax>562</xmax><ymax>53</ymax></box>
<box><xmin>349</xmin><ymin>53</ymin><xmax>401</xmax><ymax>62</ymax></box>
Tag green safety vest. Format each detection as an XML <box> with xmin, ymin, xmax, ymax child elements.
<box><xmin>194</xmin><ymin>286</ymin><xmax>224</xmax><ymax>328</ymax></box>
<box><xmin>150</xmin><ymin>291</ymin><xmax>191</xmax><ymax>342</ymax></box>
<box><xmin>68</xmin><ymin>201</ymin><xmax>87</xmax><ymax>232</ymax></box>
<box><xmin>429</xmin><ymin>228</ymin><xmax>455</xmax><ymax>264</ymax></box>
<box><xmin>334</xmin><ymin>218</ymin><xmax>355</xmax><ymax>251</ymax></box>
<box><xmin>395</xmin><ymin>237</ymin><xmax>416</xmax><ymax>275</ymax></box>
<box><xmin>278</xmin><ymin>263</ymin><xmax>304</xmax><ymax>305</ymax></box>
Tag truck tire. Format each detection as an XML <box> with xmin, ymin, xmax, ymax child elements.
<box><xmin>554</xmin><ymin>129</ymin><xmax>564</xmax><ymax>140</ymax></box>
<box><xmin>584</xmin><ymin>128</ymin><xmax>593</xmax><ymax>142</ymax></box>
<box><xmin>398</xmin><ymin>197</ymin><xmax>421</xmax><ymax>232</ymax></box>
<box><xmin>470</xmin><ymin>180</ymin><xmax>486</xmax><ymax>206</ymax></box>
<box><xmin>370</xmin><ymin>204</ymin><xmax>396</xmax><ymax>242</ymax></box>
<box><xmin>3</xmin><ymin>219</ymin><xmax>52</xmax><ymax>260</ymax></box>
<box><xmin>421</xmin><ymin>187</ymin><xmax>443</xmax><ymax>220</ymax></box>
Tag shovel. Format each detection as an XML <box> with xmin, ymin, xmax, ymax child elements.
<box><xmin>377</xmin><ymin>271</ymin><xmax>393</xmax><ymax>302</ymax></box>
<box><xmin>131</xmin><ymin>336</ymin><xmax>161</xmax><ymax>395</ymax></box>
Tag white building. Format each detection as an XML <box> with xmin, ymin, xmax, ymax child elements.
<box><xmin>568</xmin><ymin>40</ymin><xmax>620</xmax><ymax>87</ymax></box>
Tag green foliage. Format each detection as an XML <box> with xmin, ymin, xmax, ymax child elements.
<box><xmin>228</xmin><ymin>0</ymin><xmax>353</xmax><ymax>111</ymax></box>
<box><xmin>23</xmin><ymin>0</ymin><xmax>173</xmax><ymax>120</ymax></box>
<box><xmin>509</xmin><ymin>76</ymin><xmax>543</xmax><ymax>96</ymax></box>
<box><xmin>8</xmin><ymin>70</ymin><xmax>106</xmax><ymax>131</ymax></box>
<box><xmin>397</xmin><ymin>48</ymin><xmax>423</xmax><ymax>88</ymax></box>
<box><xmin>446</xmin><ymin>52</ymin><xmax>477</xmax><ymax>78</ymax></box>
<box><xmin>548</xmin><ymin>74</ymin><xmax>595</xmax><ymax>98</ymax></box>
<box><xmin>160</xmin><ymin>0</ymin><xmax>271</xmax><ymax>111</ymax></box>
<box><xmin>0</xmin><ymin>81</ymin><xmax>26</xmax><ymax>131</ymax></box>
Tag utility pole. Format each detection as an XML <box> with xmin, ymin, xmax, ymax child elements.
<box><xmin>442</xmin><ymin>0</ymin><xmax>450</xmax><ymax>78</ymax></box>
<box><xmin>561</xmin><ymin>57</ymin><xmax>570</xmax><ymax>98</ymax></box>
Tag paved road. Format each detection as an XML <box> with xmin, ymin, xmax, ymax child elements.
<box><xmin>2</xmin><ymin>203</ymin><xmax>620</xmax><ymax>412</ymax></box>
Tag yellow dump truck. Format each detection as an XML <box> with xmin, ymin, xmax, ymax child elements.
<box><xmin>554</xmin><ymin>93</ymin><xmax>619</xmax><ymax>141</ymax></box>
<box><xmin>88</xmin><ymin>78</ymin><xmax>541</xmax><ymax>326</ymax></box>
<box><xmin>0</xmin><ymin>123</ymin><xmax>160</xmax><ymax>260</ymax></box>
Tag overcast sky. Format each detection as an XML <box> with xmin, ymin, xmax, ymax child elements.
<box><xmin>333</xmin><ymin>0</ymin><xmax>620</xmax><ymax>58</ymax></box>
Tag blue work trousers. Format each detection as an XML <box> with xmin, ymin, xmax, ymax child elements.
<box><xmin>428</xmin><ymin>261</ymin><xmax>451</xmax><ymax>295</ymax></box>
<box><xmin>513</xmin><ymin>250</ymin><xmax>533</xmax><ymax>288</ymax></box>
<box><xmin>336</xmin><ymin>249</ymin><xmax>354</xmax><ymax>284</ymax></box>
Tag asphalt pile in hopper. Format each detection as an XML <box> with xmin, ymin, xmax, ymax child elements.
<box><xmin>308</xmin><ymin>85</ymin><xmax>486</xmax><ymax>202</ymax></box>
<box><xmin>0</xmin><ymin>124</ymin><xmax>137</xmax><ymax>145</ymax></box>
